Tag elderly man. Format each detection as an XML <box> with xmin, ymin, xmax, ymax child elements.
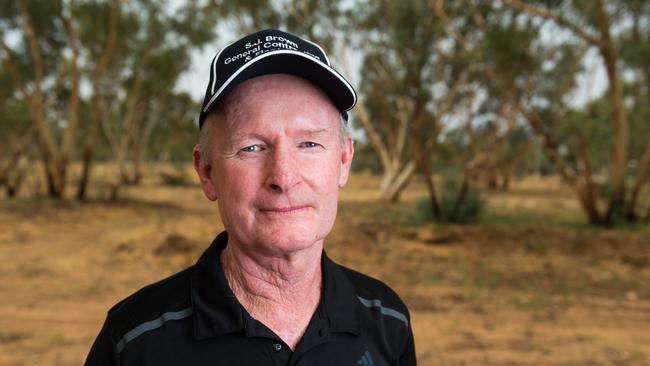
<box><xmin>85</xmin><ymin>29</ymin><xmax>416</xmax><ymax>366</ymax></box>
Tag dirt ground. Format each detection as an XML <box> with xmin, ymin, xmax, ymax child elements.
<box><xmin>0</xmin><ymin>173</ymin><xmax>649</xmax><ymax>365</ymax></box>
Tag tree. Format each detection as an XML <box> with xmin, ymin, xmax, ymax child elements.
<box><xmin>0</xmin><ymin>99</ymin><xmax>33</xmax><ymax>197</ymax></box>
<box><xmin>0</xmin><ymin>0</ymin><xmax>82</xmax><ymax>198</ymax></box>
<box><xmin>92</xmin><ymin>1</ymin><xmax>216</xmax><ymax>198</ymax></box>
<box><xmin>354</xmin><ymin>0</ymin><xmax>467</xmax><ymax>202</ymax></box>
<box><xmin>76</xmin><ymin>0</ymin><xmax>120</xmax><ymax>200</ymax></box>
<box><xmin>488</xmin><ymin>0</ymin><xmax>650</xmax><ymax>225</ymax></box>
<box><xmin>1</xmin><ymin>0</ymin><xmax>218</xmax><ymax>199</ymax></box>
<box><xmin>619</xmin><ymin>0</ymin><xmax>650</xmax><ymax>220</ymax></box>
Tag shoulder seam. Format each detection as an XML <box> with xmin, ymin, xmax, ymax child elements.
<box><xmin>115</xmin><ymin>307</ymin><xmax>193</xmax><ymax>353</ymax></box>
<box><xmin>357</xmin><ymin>296</ymin><xmax>409</xmax><ymax>327</ymax></box>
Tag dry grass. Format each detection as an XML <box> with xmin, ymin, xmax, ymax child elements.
<box><xmin>0</xmin><ymin>171</ymin><xmax>649</xmax><ymax>365</ymax></box>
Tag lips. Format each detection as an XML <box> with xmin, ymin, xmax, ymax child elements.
<box><xmin>258</xmin><ymin>205</ymin><xmax>311</xmax><ymax>214</ymax></box>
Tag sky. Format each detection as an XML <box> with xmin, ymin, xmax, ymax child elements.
<box><xmin>175</xmin><ymin>29</ymin><xmax>235</xmax><ymax>102</ymax></box>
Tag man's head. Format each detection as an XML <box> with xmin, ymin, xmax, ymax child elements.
<box><xmin>193</xmin><ymin>30</ymin><xmax>356</xmax><ymax>255</ymax></box>
<box><xmin>193</xmin><ymin>74</ymin><xmax>354</xmax><ymax>255</ymax></box>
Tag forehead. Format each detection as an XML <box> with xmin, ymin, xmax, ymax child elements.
<box><xmin>211</xmin><ymin>74</ymin><xmax>340</xmax><ymax>136</ymax></box>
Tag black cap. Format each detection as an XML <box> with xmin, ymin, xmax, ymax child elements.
<box><xmin>198</xmin><ymin>29</ymin><xmax>357</xmax><ymax>129</ymax></box>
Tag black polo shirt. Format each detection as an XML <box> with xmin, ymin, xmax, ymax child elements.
<box><xmin>85</xmin><ymin>232</ymin><xmax>416</xmax><ymax>365</ymax></box>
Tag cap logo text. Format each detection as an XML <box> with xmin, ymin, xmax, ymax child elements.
<box><xmin>224</xmin><ymin>35</ymin><xmax>315</xmax><ymax>65</ymax></box>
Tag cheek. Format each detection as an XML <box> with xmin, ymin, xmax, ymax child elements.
<box><xmin>304</xmin><ymin>156</ymin><xmax>342</xmax><ymax>199</ymax></box>
<box><xmin>314</xmin><ymin>155</ymin><xmax>342</xmax><ymax>186</ymax></box>
<box><xmin>213</xmin><ymin>163</ymin><xmax>261</xmax><ymax>204</ymax></box>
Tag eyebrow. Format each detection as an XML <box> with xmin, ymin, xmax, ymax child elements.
<box><xmin>229</xmin><ymin>131</ymin><xmax>266</xmax><ymax>143</ymax></box>
<box><xmin>294</xmin><ymin>128</ymin><xmax>330</xmax><ymax>137</ymax></box>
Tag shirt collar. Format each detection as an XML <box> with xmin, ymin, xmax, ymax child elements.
<box><xmin>320</xmin><ymin>251</ymin><xmax>361</xmax><ymax>336</ymax></box>
<box><xmin>191</xmin><ymin>231</ymin><xmax>244</xmax><ymax>340</ymax></box>
<box><xmin>190</xmin><ymin>231</ymin><xmax>361</xmax><ymax>340</ymax></box>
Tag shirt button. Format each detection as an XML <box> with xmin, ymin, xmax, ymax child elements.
<box><xmin>273</xmin><ymin>342</ymin><xmax>282</xmax><ymax>351</ymax></box>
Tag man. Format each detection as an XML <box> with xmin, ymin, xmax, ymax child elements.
<box><xmin>85</xmin><ymin>29</ymin><xmax>416</xmax><ymax>366</ymax></box>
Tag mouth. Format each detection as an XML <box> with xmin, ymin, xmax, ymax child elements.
<box><xmin>258</xmin><ymin>205</ymin><xmax>311</xmax><ymax>214</ymax></box>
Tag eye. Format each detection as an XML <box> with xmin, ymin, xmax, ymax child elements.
<box><xmin>300</xmin><ymin>141</ymin><xmax>322</xmax><ymax>148</ymax></box>
<box><xmin>240</xmin><ymin>144</ymin><xmax>263</xmax><ymax>153</ymax></box>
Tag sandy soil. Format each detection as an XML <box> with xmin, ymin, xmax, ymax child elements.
<box><xmin>0</xmin><ymin>174</ymin><xmax>648</xmax><ymax>365</ymax></box>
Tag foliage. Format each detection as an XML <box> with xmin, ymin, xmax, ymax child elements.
<box><xmin>0</xmin><ymin>0</ymin><xmax>217</xmax><ymax>197</ymax></box>
<box><xmin>479</xmin><ymin>0</ymin><xmax>650</xmax><ymax>225</ymax></box>
<box><xmin>413</xmin><ymin>178</ymin><xmax>485</xmax><ymax>224</ymax></box>
<box><xmin>0</xmin><ymin>0</ymin><xmax>649</xmax><ymax>227</ymax></box>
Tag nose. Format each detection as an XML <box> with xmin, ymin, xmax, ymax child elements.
<box><xmin>265</xmin><ymin>145</ymin><xmax>300</xmax><ymax>193</ymax></box>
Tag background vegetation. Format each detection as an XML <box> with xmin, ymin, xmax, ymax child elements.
<box><xmin>2</xmin><ymin>0</ymin><xmax>650</xmax><ymax>227</ymax></box>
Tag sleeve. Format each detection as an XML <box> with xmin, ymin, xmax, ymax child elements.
<box><xmin>399</xmin><ymin>319</ymin><xmax>417</xmax><ymax>365</ymax></box>
<box><xmin>84</xmin><ymin>317</ymin><xmax>120</xmax><ymax>366</ymax></box>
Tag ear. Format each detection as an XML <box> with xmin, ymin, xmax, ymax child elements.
<box><xmin>193</xmin><ymin>145</ymin><xmax>218</xmax><ymax>201</ymax></box>
<box><xmin>338</xmin><ymin>134</ymin><xmax>354</xmax><ymax>187</ymax></box>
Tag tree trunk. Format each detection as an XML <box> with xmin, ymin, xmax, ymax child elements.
<box><xmin>626</xmin><ymin>139</ymin><xmax>650</xmax><ymax>220</ymax></box>
<box><xmin>626</xmin><ymin>16</ymin><xmax>650</xmax><ymax>220</ymax></box>
<box><xmin>76</xmin><ymin>0</ymin><xmax>120</xmax><ymax>200</ymax></box>
<box><xmin>420</xmin><ymin>151</ymin><xmax>440</xmax><ymax>218</ymax></box>
<box><xmin>77</xmin><ymin>94</ymin><xmax>107</xmax><ymax>198</ymax></box>
<box><xmin>5</xmin><ymin>157</ymin><xmax>27</xmax><ymax>198</ymax></box>
<box><xmin>7</xmin><ymin>0</ymin><xmax>84</xmax><ymax>199</ymax></box>
<box><xmin>413</xmin><ymin>130</ymin><xmax>440</xmax><ymax>215</ymax></box>
<box><xmin>342</xmin><ymin>52</ymin><xmax>417</xmax><ymax>204</ymax></box>
<box><xmin>45</xmin><ymin>166</ymin><xmax>63</xmax><ymax>198</ymax></box>
<box><xmin>57</xmin><ymin>0</ymin><xmax>81</xmax><ymax>184</ymax></box>
<box><xmin>379</xmin><ymin>161</ymin><xmax>416</xmax><ymax>202</ymax></box>
<box><xmin>1</xmin><ymin>153</ymin><xmax>28</xmax><ymax>198</ymax></box>
<box><xmin>77</xmin><ymin>149</ymin><xmax>93</xmax><ymax>200</ymax></box>
<box><xmin>575</xmin><ymin>184</ymin><xmax>604</xmax><ymax>226</ymax></box>
<box><xmin>450</xmin><ymin>176</ymin><xmax>470</xmax><ymax>222</ymax></box>
<box><xmin>501</xmin><ymin>174</ymin><xmax>510</xmax><ymax>191</ymax></box>
<box><xmin>592</xmin><ymin>0</ymin><xmax>629</xmax><ymax>222</ymax></box>
<box><xmin>487</xmin><ymin>175</ymin><xmax>498</xmax><ymax>190</ymax></box>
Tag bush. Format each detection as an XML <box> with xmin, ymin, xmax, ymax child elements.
<box><xmin>411</xmin><ymin>197</ymin><xmax>435</xmax><ymax>225</ymax></box>
<box><xmin>412</xmin><ymin>178</ymin><xmax>485</xmax><ymax>224</ymax></box>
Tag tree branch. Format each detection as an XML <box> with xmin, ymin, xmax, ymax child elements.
<box><xmin>395</xmin><ymin>98</ymin><xmax>412</xmax><ymax>165</ymax></box>
<box><xmin>628</xmin><ymin>139</ymin><xmax>650</xmax><ymax>217</ymax></box>
<box><xmin>354</xmin><ymin>96</ymin><xmax>391</xmax><ymax>170</ymax></box>
<box><xmin>430</xmin><ymin>0</ymin><xmax>470</xmax><ymax>51</ymax></box>
<box><xmin>516</xmin><ymin>106</ymin><xmax>579</xmax><ymax>187</ymax></box>
<box><xmin>0</xmin><ymin>127</ymin><xmax>35</xmax><ymax>180</ymax></box>
<box><xmin>501</xmin><ymin>0</ymin><xmax>601</xmax><ymax>46</ymax></box>
<box><xmin>339</xmin><ymin>61</ymin><xmax>391</xmax><ymax>170</ymax></box>
<box><xmin>17</xmin><ymin>0</ymin><xmax>45</xmax><ymax>98</ymax></box>
<box><xmin>15</xmin><ymin>0</ymin><xmax>61</xmax><ymax>185</ymax></box>
<box><xmin>0</xmin><ymin>38</ymin><xmax>30</xmax><ymax>101</ymax></box>
<box><xmin>54</xmin><ymin>0</ymin><xmax>81</xmax><ymax>162</ymax></box>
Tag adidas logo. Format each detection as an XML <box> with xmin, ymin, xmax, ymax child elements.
<box><xmin>356</xmin><ymin>350</ymin><xmax>375</xmax><ymax>366</ymax></box>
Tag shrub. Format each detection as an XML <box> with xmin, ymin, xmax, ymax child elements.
<box><xmin>412</xmin><ymin>178</ymin><xmax>485</xmax><ymax>224</ymax></box>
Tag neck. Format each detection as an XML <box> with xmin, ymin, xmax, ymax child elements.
<box><xmin>220</xmin><ymin>239</ymin><xmax>323</xmax><ymax>349</ymax></box>
<box><xmin>221</xmin><ymin>240</ymin><xmax>323</xmax><ymax>300</ymax></box>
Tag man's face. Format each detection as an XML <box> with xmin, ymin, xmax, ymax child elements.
<box><xmin>194</xmin><ymin>74</ymin><xmax>354</xmax><ymax>256</ymax></box>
